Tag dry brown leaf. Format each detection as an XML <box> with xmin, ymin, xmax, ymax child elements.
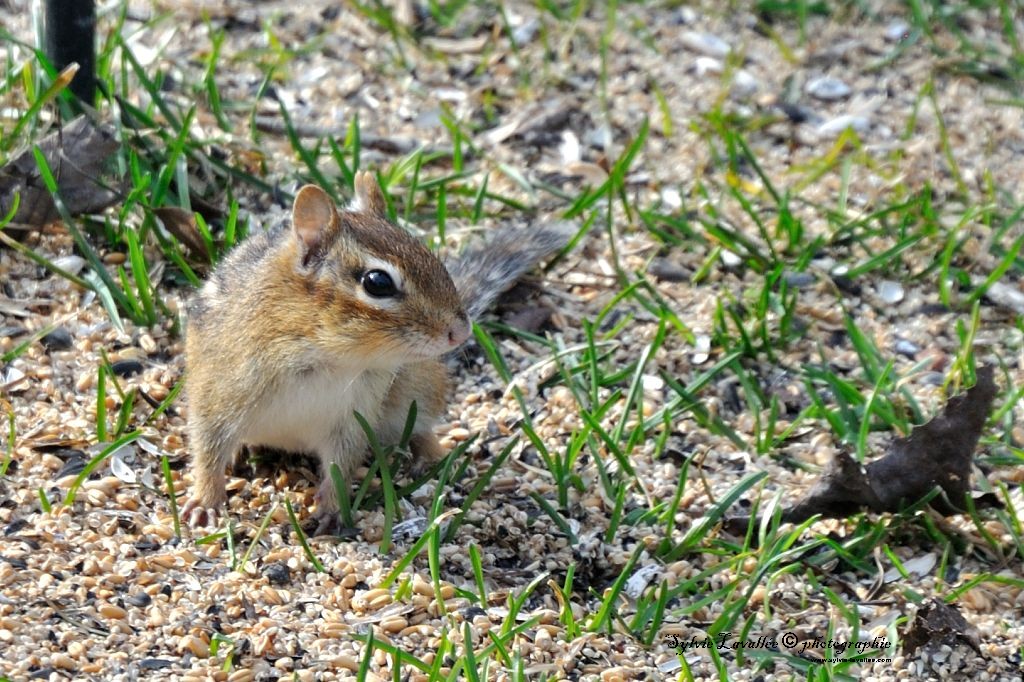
<box><xmin>154</xmin><ymin>206</ymin><xmax>210</xmax><ymax>262</ymax></box>
<box><xmin>783</xmin><ymin>365</ymin><xmax>998</xmax><ymax>523</ymax></box>
<box><xmin>729</xmin><ymin>366</ymin><xmax>1000</xmax><ymax>533</ymax></box>
<box><xmin>0</xmin><ymin>116</ymin><xmax>119</xmax><ymax>227</ymax></box>
<box><xmin>903</xmin><ymin>599</ymin><xmax>982</xmax><ymax>656</ymax></box>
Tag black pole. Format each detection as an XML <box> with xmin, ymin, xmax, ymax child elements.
<box><xmin>43</xmin><ymin>0</ymin><xmax>96</xmax><ymax>104</ymax></box>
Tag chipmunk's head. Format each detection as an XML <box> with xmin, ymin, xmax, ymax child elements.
<box><xmin>288</xmin><ymin>173</ymin><xmax>470</xmax><ymax>365</ymax></box>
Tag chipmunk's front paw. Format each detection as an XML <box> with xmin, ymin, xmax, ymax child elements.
<box><xmin>180</xmin><ymin>494</ymin><xmax>224</xmax><ymax>529</ymax></box>
<box><xmin>303</xmin><ymin>507</ymin><xmax>341</xmax><ymax>537</ymax></box>
<box><xmin>305</xmin><ymin>479</ymin><xmax>350</xmax><ymax>536</ymax></box>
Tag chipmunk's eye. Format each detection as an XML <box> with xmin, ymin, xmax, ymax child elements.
<box><xmin>361</xmin><ymin>269</ymin><xmax>398</xmax><ymax>297</ymax></box>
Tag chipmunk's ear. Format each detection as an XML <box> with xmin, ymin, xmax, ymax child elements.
<box><xmin>352</xmin><ymin>170</ymin><xmax>388</xmax><ymax>218</ymax></box>
<box><xmin>292</xmin><ymin>185</ymin><xmax>341</xmax><ymax>266</ymax></box>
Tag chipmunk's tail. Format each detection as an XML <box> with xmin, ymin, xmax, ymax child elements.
<box><xmin>447</xmin><ymin>221</ymin><xmax>576</xmax><ymax>321</ymax></box>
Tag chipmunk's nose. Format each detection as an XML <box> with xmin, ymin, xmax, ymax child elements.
<box><xmin>447</xmin><ymin>314</ymin><xmax>471</xmax><ymax>347</ymax></box>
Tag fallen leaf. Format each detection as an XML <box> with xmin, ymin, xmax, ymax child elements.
<box><xmin>787</xmin><ymin>366</ymin><xmax>998</xmax><ymax>523</ymax></box>
<box><xmin>0</xmin><ymin>116</ymin><xmax>119</xmax><ymax>226</ymax></box>
<box><xmin>903</xmin><ymin>599</ymin><xmax>981</xmax><ymax>656</ymax></box>
<box><xmin>729</xmin><ymin>366</ymin><xmax>1000</xmax><ymax>532</ymax></box>
<box><xmin>154</xmin><ymin>206</ymin><xmax>210</xmax><ymax>261</ymax></box>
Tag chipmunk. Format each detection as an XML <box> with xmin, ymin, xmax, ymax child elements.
<box><xmin>181</xmin><ymin>172</ymin><xmax>573</xmax><ymax>534</ymax></box>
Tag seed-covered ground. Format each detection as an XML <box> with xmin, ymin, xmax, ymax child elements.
<box><xmin>1</xmin><ymin>1</ymin><xmax>1023</xmax><ymax>681</ymax></box>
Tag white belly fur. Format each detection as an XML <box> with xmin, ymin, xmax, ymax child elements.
<box><xmin>241</xmin><ymin>366</ymin><xmax>396</xmax><ymax>457</ymax></box>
